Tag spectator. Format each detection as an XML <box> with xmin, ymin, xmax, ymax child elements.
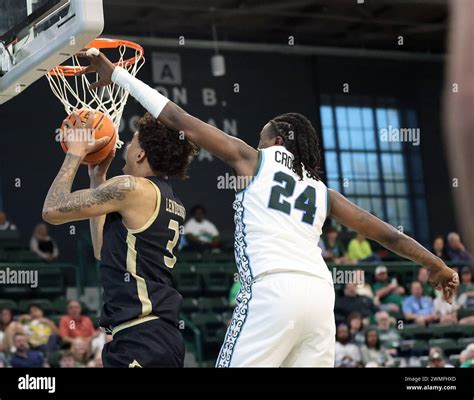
<box><xmin>70</xmin><ymin>337</ymin><xmax>91</xmax><ymax>367</ymax></box>
<box><xmin>0</xmin><ymin>308</ymin><xmax>14</xmax><ymax>352</ymax></box>
<box><xmin>30</xmin><ymin>223</ymin><xmax>59</xmax><ymax>261</ymax></box>
<box><xmin>59</xmin><ymin>350</ymin><xmax>76</xmax><ymax>368</ymax></box>
<box><xmin>360</xmin><ymin>328</ymin><xmax>394</xmax><ymax>367</ymax></box>
<box><xmin>335</xmin><ymin>324</ymin><xmax>361</xmax><ymax>367</ymax></box>
<box><xmin>59</xmin><ymin>300</ymin><xmax>95</xmax><ymax>345</ymax></box>
<box><xmin>320</xmin><ymin>227</ymin><xmax>350</xmax><ymax>264</ymax></box>
<box><xmin>376</xmin><ymin>311</ymin><xmax>400</xmax><ymax>351</ymax></box>
<box><xmin>347</xmin><ymin>233</ymin><xmax>380</xmax><ymax>262</ymax></box>
<box><xmin>427</xmin><ymin>347</ymin><xmax>454</xmax><ymax>368</ymax></box>
<box><xmin>0</xmin><ymin>211</ymin><xmax>17</xmax><ymax>231</ymax></box>
<box><xmin>10</xmin><ymin>333</ymin><xmax>47</xmax><ymax>368</ymax></box>
<box><xmin>433</xmin><ymin>291</ymin><xmax>459</xmax><ymax>325</ymax></box>
<box><xmin>18</xmin><ymin>304</ymin><xmax>58</xmax><ymax>353</ymax></box>
<box><xmin>459</xmin><ymin>266</ymin><xmax>474</xmax><ymax>295</ymax></box>
<box><xmin>402</xmin><ymin>281</ymin><xmax>437</xmax><ymax>326</ymax></box>
<box><xmin>347</xmin><ymin>312</ymin><xmax>365</xmax><ymax>346</ymax></box>
<box><xmin>418</xmin><ymin>267</ymin><xmax>436</xmax><ymax>298</ymax></box>
<box><xmin>184</xmin><ymin>205</ymin><xmax>220</xmax><ymax>251</ymax></box>
<box><xmin>446</xmin><ymin>232</ymin><xmax>471</xmax><ymax>263</ymax></box>
<box><xmin>432</xmin><ymin>235</ymin><xmax>448</xmax><ymax>261</ymax></box>
<box><xmin>335</xmin><ymin>283</ymin><xmax>376</xmax><ymax>320</ymax></box>
<box><xmin>460</xmin><ymin>344</ymin><xmax>474</xmax><ymax>368</ymax></box>
<box><xmin>372</xmin><ymin>265</ymin><xmax>405</xmax><ymax>313</ymax></box>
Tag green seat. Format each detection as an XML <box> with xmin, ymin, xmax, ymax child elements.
<box><xmin>0</xmin><ymin>299</ymin><xmax>17</xmax><ymax>311</ymax></box>
<box><xmin>173</xmin><ymin>264</ymin><xmax>202</xmax><ymax>296</ymax></box>
<box><xmin>428</xmin><ymin>338</ymin><xmax>459</xmax><ymax>355</ymax></box>
<box><xmin>431</xmin><ymin>324</ymin><xmax>461</xmax><ymax>339</ymax></box>
<box><xmin>457</xmin><ymin>337</ymin><xmax>474</xmax><ymax>349</ymax></box>
<box><xmin>458</xmin><ymin>307</ymin><xmax>474</xmax><ymax>320</ymax></box>
<box><xmin>181</xmin><ymin>298</ymin><xmax>199</xmax><ymax>315</ymax></box>
<box><xmin>400</xmin><ymin>324</ymin><xmax>431</xmax><ymax>340</ymax></box>
<box><xmin>419</xmin><ymin>356</ymin><xmax>430</xmax><ymax>368</ymax></box>
<box><xmin>18</xmin><ymin>299</ymin><xmax>54</xmax><ymax>314</ymax></box>
<box><xmin>458</xmin><ymin>324</ymin><xmax>474</xmax><ymax>337</ymax></box>
<box><xmin>197</xmin><ymin>297</ymin><xmax>229</xmax><ymax>313</ymax></box>
<box><xmin>200</xmin><ymin>265</ymin><xmax>233</xmax><ymax>295</ymax></box>
<box><xmin>191</xmin><ymin>312</ymin><xmax>227</xmax><ymax>345</ymax></box>
<box><xmin>52</xmin><ymin>297</ymin><xmax>69</xmax><ymax>314</ymax></box>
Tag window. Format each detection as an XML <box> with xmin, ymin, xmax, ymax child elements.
<box><xmin>320</xmin><ymin>96</ymin><xmax>428</xmax><ymax>242</ymax></box>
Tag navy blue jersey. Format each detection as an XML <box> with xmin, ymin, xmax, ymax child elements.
<box><xmin>99</xmin><ymin>176</ymin><xmax>185</xmax><ymax>331</ymax></box>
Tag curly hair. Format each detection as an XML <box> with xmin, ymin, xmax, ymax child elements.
<box><xmin>137</xmin><ymin>113</ymin><xmax>198</xmax><ymax>179</ymax></box>
<box><xmin>269</xmin><ymin>113</ymin><xmax>322</xmax><ymax>181</ymax></box>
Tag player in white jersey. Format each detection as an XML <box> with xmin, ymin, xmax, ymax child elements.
<box><xmin>80</xmin><ymin>51</ymin><xmax>459</xmax><ymax>367</ymax></box>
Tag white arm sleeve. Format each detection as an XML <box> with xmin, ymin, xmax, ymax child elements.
<box><xmin>111</xmin><ymin>66</ymin><xmax>170</xmax><ymax>119</ymax></box>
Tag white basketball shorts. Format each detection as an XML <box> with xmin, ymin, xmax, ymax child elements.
<box><xmin>216</xmin><ymin>271</ymin><xmax>336</xmax><ymax>367</ymax></box>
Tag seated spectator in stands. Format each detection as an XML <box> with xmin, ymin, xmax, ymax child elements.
<box><xmin>10</xmin><ymin>333</ymin><xmax>47</xmax><ymax>368</ymax></box>
<box><xmin>70</xmin><ymin>337</ymin><xmax>91</xmax><ymax>367</ymax></box>
<box><xmin>347</xmin><ymin>312</ymin><xmax>365</xmax><ymax>346</ymax></box>
<box><xmin>432</xmin><ymin>235</ymin><xmax>448</xmax><ymax>261</ymax></box>
<box><xmin>184</xmin><ymin>205</ymin><xmax>220</xmax><ymax>251</ymax></box>
<box><xmin>372</xmin><ymin>265</ymin><xmax>405</xmax><ymax>313</ymax></box>
<box><xmin>375</xmin><ymin>311</ymin><xmax>400</xmax><ymax>352</ymax></box>
<box><xmin>402</xmin><ymin>281</ymin><xmax>437</xmax><ymax>326</ymax></box>
<box><xmin>59</xmin><ymin>350</ymin><xmax>76</xmax><ymax>368</ymax></box>
<box><xmin>418</xmin><ymin>267</ymin><xmax>436</xmax><ymax>298</ymax></box>
<box><xmin>320</xmin><ymin>227</ymin><xmax>350</xmax><ymax>264</ymax></box>
<box><xmin>446</xmin><ymin>232</ymin><xmax>471</xmax><ymax>263</ymax></box>
<box><xmin>335</xmin><ymin>323</ymin><xmax>361</xmax><ymax>367</ymax></box>
<box><xmin>459</xmin><ymin>266</ymin><xmax>474</xmax><ymax>295</ymax></box>
<box><xmin>18</xmin><ymin>304</ymin><xmax>58</xmax><ymax>354</ymax></box>
<box><xmin>360</xmin><ymin>328</ymin><xmax>394</xmax><ymax>367</ymax></box>
<box><xmin>30</xmin><ymin>223</ymin><xmax>59</xmax><ymax>261</ymax></box>
<box><xmin>347</xmin><ymin>233</ymin><xmax>379</xmax><ymax>262</ymax></box>
<box><xmin>428</xmin><ymin>347</ymin><xmax>454</xmax><ymax>368</ymax></box>
<box><xmin>59</xmin><ymin>300</ymin><xmax>95</xmax><ymax>345</ymax></box>
<box><xmin>0</xmin><ymin>308</ymin><xmax>14</xmax><ymax>352</ymax></box>
<box><xmin>433</xmin><ymin>291</ymin><xmax>459</xmax><ymax>325</ymax></box>
<box><xmin>457</xmin><ymin>287</ymin><xmax>474</xmax><ymax>325</ymax></box>
<box><xmin>0</xmin><ymin>211</ymin><xmax>17</xmax><ymax>232</ymax></box>
<box><xmin>335</xmin><ymin>283</ymin><xmax>376</xmax><ymax>320</ymax></box>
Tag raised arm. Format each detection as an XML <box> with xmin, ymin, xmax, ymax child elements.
<box><xmin>328</xmin><ymin>189</ymin><xmax>459</xmax><ymax>303</ymax></box>
<box><xmin>78</xmin><ymin>51</ymin><xmax>258</xmax><ymax>176</ymax></box>
<box><xmin>42</xmin><ymin>112</ymin><xmax>137</xmax><ymax>226</ymax></box>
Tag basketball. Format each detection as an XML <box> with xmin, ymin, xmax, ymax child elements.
<box><xmin>60</xmin><ymin>109</ymin><xmax>116</xmax><ymax>164</ymax></box>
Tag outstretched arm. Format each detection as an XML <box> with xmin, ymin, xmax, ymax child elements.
<box><xmin>78</xmin><ymin>52</ymin><xmax>258</xmax><ymax>176</ymax></box>
<box><xmin>329</xmin><ymin>189</ymin><xmax>459</xmax><ymax>303</ymax></box>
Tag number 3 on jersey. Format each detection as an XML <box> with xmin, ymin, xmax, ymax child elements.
<box><xmin>164</xmin><ymin>219</ymin><xmax>180</xmax><ymax>268</ymax></box>
<box><xmin>268</xmin><ymin>171</ymin><xmax>317</xmax><ymax>225</ymax></box>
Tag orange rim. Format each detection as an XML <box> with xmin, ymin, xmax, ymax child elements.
<box><xmin>49</xmin><ymin>38</ymin><xmax>144</xmax><ymax>77</ymax></box>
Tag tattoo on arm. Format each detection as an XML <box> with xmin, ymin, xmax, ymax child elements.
<box><xmin>43</xmin><ymin>153</ymin><xmax>137</xmax><ymax>218</ymax></box>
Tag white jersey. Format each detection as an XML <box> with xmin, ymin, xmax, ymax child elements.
<box><xmin>233</xmin><ymin>145</ymin><xmax>332</xmax><ymax>285</ymax></box>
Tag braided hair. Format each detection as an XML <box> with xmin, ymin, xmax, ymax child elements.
<box><xmin>269</xmin><ymin>113</ymin><xmax>322</xmax><ymax>181</ymax></box>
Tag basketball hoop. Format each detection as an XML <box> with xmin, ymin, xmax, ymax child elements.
<box><xmin>46</xmin><ymin>38</ymin><xmax>145</xmax><ymax>148</ymax></box>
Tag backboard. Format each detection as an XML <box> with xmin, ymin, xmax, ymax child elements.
<box><xmin>0</xmin><ymin>0</ymin><xmax>104</xmax><ymax>104</ymax></box>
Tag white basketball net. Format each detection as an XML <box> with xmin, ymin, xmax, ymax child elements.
<box><xmin>46</xmin><ymin>42</ymin><xmax>145</xmax><ymax>148</ymax></box>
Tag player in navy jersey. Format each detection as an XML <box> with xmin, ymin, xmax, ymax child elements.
<box><xmin>43</xmin><ymin>112</ymin><xmax>197</xmax><ymax>367</ymax></box>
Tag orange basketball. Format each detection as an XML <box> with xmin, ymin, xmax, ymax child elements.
<box><xmin>60</xmin><ymin>109</ymin><xmax>116</xmax><ymax>165</ymax></box>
